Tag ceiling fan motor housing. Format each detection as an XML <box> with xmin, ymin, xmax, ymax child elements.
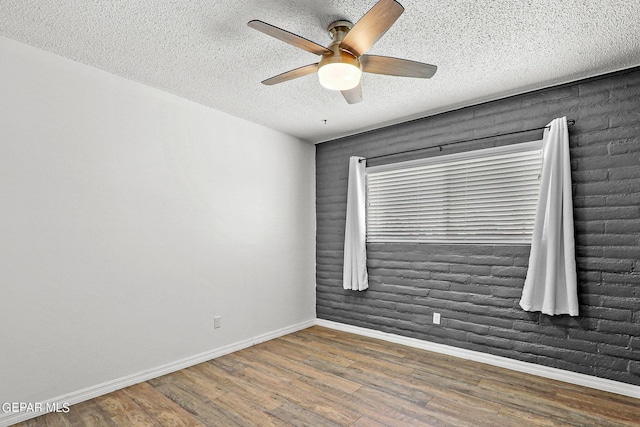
<box><xmin>319</xmin><ymin>48</ymin><xmax>361</xmax><ymax>70</ymax></box>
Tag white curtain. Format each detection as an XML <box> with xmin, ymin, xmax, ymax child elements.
<box><xmin>520</xmin><ymin>117</ymin><xmax>579</xmax><ymax>316</ymax></box>
<box><xmin>343</xmin><ymin>156</ymin><xmax>369</xmax><ymax>291</ymax></box>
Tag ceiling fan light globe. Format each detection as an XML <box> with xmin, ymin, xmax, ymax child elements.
<box><xmin>318</xmin><ymin>62</ymin><xmax>362</xmax><ymax>91</ymax></box>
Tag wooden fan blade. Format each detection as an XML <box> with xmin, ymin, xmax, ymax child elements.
<box><xmin>248</xmin><ymin>20</ymin><xmax>332</xmax><ymax>56</ymax></box>
<box><xmin>342</xmin><ymin>83</ymin><xmax>363</xmax><ymax>104</ymax></box>
<box><xmin>261</xmin><ymin>63</ymin><xmax>319</xmax><ymax>85</ymax></box>
<box><xmin>361</xmin><ymin>55</ymin><xmax>437</xmax><ymax>78</ymax></box>
<box><xmin>339</xmin><ymin>0</ymin><xmax>404</xmax><ymax>57</ymax></box>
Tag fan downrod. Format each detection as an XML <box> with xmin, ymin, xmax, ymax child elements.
<box><xmin>327</xmin><ymin>20</ymin><xmax>353</xmax><ymax>46</ymax></box>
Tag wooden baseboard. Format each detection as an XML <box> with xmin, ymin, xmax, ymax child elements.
<box><xmin>0</xmin><ymin>319</ymin><xmax>316</xmax><ymax>427</ymax></box>
<box><xmin>315</xmin><ymin>319</ymin><xmax>640</xmax><ymax>399</ymax></box>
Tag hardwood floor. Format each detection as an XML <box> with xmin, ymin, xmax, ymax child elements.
<box><xmin>15</xmin><ymin>326</ymin><xmax>640</xmax><ymax>426</ymax></box>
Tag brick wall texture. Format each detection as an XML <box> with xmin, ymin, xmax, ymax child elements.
<box><xmin>315</xmin><ymin>67</ymin><xmax>640</xmax><ymax>386</ymax></box>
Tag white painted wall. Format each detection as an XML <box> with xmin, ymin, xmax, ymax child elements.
<box><xmin>0</xmin><ymin>36</ymin><xmax>315</xmax><ymax>406</ymax></box>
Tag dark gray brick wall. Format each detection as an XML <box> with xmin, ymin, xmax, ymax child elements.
<box><xmin>315</xmin><ymin>67</ymin><xmax>640</xmax><ymax>386</ymax></box>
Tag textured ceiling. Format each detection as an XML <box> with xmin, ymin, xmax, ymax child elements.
<box><xmin>2</xmin><ymin>0</ymin><xmax>640</xmax><ymax>143</ymax></box>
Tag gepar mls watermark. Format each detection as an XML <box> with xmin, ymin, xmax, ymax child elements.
<box><xmin>2</xmin><ymin>402</ymin><xmax>70</xmax><ymax>414</ymax></box>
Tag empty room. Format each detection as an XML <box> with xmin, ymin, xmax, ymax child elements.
<box><xmin>1</xmin><ymin>1</ymin><xmax>639</xmax><ymax>426</ymax></box>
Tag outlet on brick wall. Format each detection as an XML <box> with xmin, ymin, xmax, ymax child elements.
<box><xmin>433</xmin><ymin>313</ymin><xmax>441</xmax><ymax>325</ymax></box>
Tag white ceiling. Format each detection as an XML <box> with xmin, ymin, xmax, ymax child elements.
<box><xmin>2</xmin><ymin>1</ymin><xmax>639</xmax><ymax>143</ymax></box>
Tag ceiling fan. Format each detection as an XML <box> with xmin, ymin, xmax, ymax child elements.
<box><xmin>247</xmin><ymin>0</ymin><xmax>437</xmax><ymax>104</ymax></box>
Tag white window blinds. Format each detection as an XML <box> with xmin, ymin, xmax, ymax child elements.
<box><xmin>366</xmin><ymin>141</ymin><xmax>543</xmax><ymax>244</ymax></box>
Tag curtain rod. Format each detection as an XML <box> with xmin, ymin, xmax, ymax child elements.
<box><xmin>359</xmin><ymin>119</ymin><xmax>576</xmax><ymax>163</ymax></box>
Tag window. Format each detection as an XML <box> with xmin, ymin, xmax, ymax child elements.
<box><xmin>366</xmin><ymin>141</ymin><xmax>542</xmax><ymax>244</ymax></box>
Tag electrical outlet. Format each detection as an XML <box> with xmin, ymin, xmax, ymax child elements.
<box><xmin>433</xmin><ymin>312</ymin><xmax>441</xmax><ymax>325</ymax></box>
<box><xmin>214</xmin><ymin>316</ymin><xmax>221</xmax><ymax>329</ymax></box>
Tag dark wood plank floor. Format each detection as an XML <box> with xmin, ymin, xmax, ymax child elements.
<box><xmin>15</xmin><ymin>326</ymin><xmax>640</xmax><ymax>426</ymax></box>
